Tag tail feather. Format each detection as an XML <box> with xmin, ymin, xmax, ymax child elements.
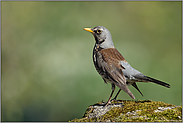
<box><xmin>143</xmin><ymin>76</ymin><xmax>170</xmax><ymax>88</ymax></box>
<box><xmin>131</xmin><ymin>83</ymin><xmax>143</xmax><ymax>96</ymax></box>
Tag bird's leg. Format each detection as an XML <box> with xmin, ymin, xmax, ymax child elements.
<box><xmin>111</xmin><ymin>89</ymin><xmax>121</xmax><ymax>102</ymax></box>
<box><xmin>105</xmin><ymin>84</ymin><xmax>115</xmax><ymax>107</ymax></box>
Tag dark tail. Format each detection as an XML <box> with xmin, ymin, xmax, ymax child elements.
<box><xmin>132</xmin><ymin>83</ymin><xmax>143</xmax><ymax>96</ymax></box>
<box><xmin>144</xmin><ymin>76</ymin><xmax>170</xmax><ymax>88</ymax></box>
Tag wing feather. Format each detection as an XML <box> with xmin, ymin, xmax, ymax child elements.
<box><xmin>97</xmin><ymin>48</ymin><xmax>126</xmax><ymax>85</ymax></box>
<box><xmin>96</xmin><ymin>48</ymin><xmax>135</xmax><ymax>99</ymax></box>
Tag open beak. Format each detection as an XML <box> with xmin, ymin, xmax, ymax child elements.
<box><xmin>83</xmin><ymin>28</ymin><xmax>93</xmax><ymax>33</ymax></box>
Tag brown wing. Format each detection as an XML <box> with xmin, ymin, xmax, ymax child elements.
<box><xmin>97</xmin><ymin>48</ymin><xmax>126</xmax><ymax>85</ymax></box>
<box><xmin>96</xmin><ymin>48</ymin><xmax>135</xmax><ymax>99</ymax></box>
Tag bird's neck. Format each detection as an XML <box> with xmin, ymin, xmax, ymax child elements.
<box><xmin>93</xmin><ymin>44</ymin><xmax>104</xmax><ymax>52</ymax></box>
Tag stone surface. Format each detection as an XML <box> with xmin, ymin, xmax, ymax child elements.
<box><xmin>70</xmin><ymin>100</ymin><xmax>182</xmax><ymax>122</ymax></box>
<box><xmin>85</xmin><ymin>102</ymin><xmax>123</xmax><ymax>118</ymax></box>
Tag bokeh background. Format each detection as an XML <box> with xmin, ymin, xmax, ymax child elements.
<box><xmin>2</xmin><ymin>1</ymin><xmax>182</xmax><ymax>122</ymax></box>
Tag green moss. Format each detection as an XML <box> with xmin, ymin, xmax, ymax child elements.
<box><xmin>69</xmin><ymin>100</ymin><xmax>182</xmax><ymax>122</ymax></box>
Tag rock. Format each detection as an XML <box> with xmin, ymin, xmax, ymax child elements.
<box><xmin>84</xmin><ymin>102</ymin><xmax>123</xmax><ymax>119</ymax></box>
<box><xmin>69</xmin><ymin>100</ymin><xmax>182</xmax><ymax>122</ymax></box>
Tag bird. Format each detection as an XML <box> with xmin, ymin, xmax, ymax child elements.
<box><xmin>83</xmin><ymin>26</ymin><xmax>170</xmax><ymax>106</ymax></box>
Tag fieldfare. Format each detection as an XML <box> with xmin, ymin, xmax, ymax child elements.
<box><xmin>84</xmin><ymin>26</ymin><xmax>170</xmax><ymax>106</ymax></box>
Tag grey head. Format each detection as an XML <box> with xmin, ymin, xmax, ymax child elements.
<box><xmin>84</xmin><ymin>26</ymin><xmax>114</xmax><ymax>49</ymax></box>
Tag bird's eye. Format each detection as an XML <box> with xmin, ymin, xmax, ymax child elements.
<box><xmin>97</xmin><ymin>29</ymin><xmax>102</xmax><ymax>34</ymax></box>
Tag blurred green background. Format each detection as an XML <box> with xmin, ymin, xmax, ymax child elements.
<box><xmin>2</xmin><ymin>1</ymin><xmax>181</xmax><ymax>122</ymax></box>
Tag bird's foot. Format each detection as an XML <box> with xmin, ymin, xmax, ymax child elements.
<box><xmin>110</xmin><ymin>98</ymin><xmax>118</xmax><ymax>102</ymax></box>
<box><xmin>104</xmin><ymin>101</ymin><xmax>112</xmax><ymax>107</ymax></box>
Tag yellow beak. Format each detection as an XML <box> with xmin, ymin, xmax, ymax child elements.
<box><xmin>84</xmin><ymin>28</ymin><xmax>93</xmax><ymax>33</ymax></box>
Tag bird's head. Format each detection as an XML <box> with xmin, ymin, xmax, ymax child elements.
<box><xmin>84</xmin><ymin>26</ymin><xmax>114</xmax><ymax>49</ymax></box>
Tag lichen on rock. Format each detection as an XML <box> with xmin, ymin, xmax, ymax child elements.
<box><xmin>69</xmin><ymin>100</ymin><xmax>182</xmax><ymax>122</ymax></box>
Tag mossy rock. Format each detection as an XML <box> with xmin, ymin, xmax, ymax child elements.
<box><xmin>69</xmin><ymin>100</ymin><xmax>182</xmax><ymax>122</ymax></box>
